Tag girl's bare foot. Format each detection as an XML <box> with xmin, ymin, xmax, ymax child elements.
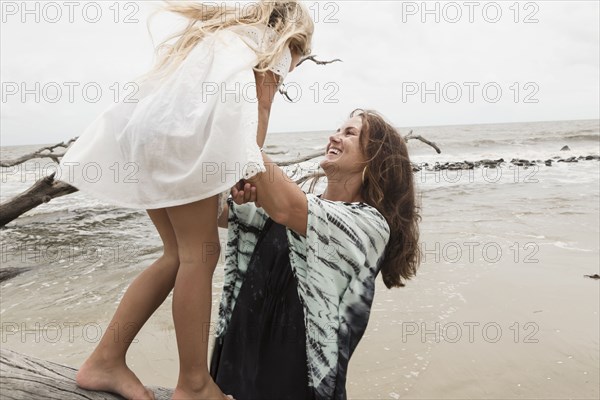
<box><xmin>76</xmin><ymin>356</ymin><xmax>155</xmax><ymax>400</ymax></box>
<box><xmin>171</xmin><ymin>379</ymin><xmax>230</xmax><ymax>400</ymax></box>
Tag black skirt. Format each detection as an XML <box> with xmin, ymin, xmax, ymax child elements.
<box><xmin>210</xmin><ymin>219</ymin><xmax>314</xmax><ymax>400</ymax></box>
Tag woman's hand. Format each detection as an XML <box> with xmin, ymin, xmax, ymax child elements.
<box><xmin>231</xmin><ymin>180</ymin><xmax>261</xmax><ymax>207</ymax></box>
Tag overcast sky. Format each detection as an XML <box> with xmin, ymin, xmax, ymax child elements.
<box><xmin>1</xmin><ymin>0</ymin><xmax>599</xmax><ymax>146</ymax></box>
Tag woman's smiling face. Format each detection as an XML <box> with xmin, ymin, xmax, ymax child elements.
<box><xmin>320</xmin><ymin>115</ymin><xmax>368</xmax><ymax>175</ymax></box>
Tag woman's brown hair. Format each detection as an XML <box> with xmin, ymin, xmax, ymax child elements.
<box><xmin>353</xmin><ymin>109</ymin><xmax>422</xmax><ymax>288</ymax></box>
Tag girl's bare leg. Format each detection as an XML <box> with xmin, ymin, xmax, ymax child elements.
<box><xmin>166</xmin><ymin>196</ymin><xmax>226</xmax><ymax>400</ymax></box>
<box><xmin>76</xmin><ymin>208</ymin><xmax>180</xmax><ymax>400</ymax></box>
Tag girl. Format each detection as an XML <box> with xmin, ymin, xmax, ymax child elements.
<box><xmin>58</xmin><ymin>1</ymin><xmax>314</xmax><ymax>399</ymax></box>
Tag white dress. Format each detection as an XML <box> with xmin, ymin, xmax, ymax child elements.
<box><xmin>57</xmin><ymin>24</ymin><xmax>292</xmax><ymax>215</ymax></box>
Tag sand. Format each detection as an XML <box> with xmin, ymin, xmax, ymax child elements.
<box><xmin>3</xmin><ymin>217</ymin><xmax>598</xmax><ymax>399</ymax></box>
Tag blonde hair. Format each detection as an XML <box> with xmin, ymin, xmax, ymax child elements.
<box><xmin>137</xmin><ymin>0</ymin><xmax>314</xmax><ymax>83</ymax></box>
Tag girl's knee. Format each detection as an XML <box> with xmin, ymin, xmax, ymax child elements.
<box><xmin>177</xmin><ymin>241</ymin><xmax>221</xmax><ymax>267</ymax></box>
<box><xmin>159</xmin><ymin>253</ymin><xmax>180</xmax><ymax>268</ymax></box>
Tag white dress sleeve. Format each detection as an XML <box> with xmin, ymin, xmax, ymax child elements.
<box><xmin>229</xmin><ymin>24</ymin><xmax>293</xmax><ymax>81</ymax></box>
<box><xmin>267</xmin><ymin>45</ymin><xmax>292</xmax><ymax>80</ymax></box>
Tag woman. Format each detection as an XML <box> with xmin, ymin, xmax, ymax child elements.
<box><xmin>210</xmin><ymin>109</ymin><xmax>422</xmax><ymax>399</ymax></box>
<box><xmin>64</xmin><ymin>2</ymin><xmax>313</xmax><ymax>399</ymax></box>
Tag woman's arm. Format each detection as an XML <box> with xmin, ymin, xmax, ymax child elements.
<box><xmin>240</xmin><ymin>152</ymin><xmax>308</xmax><ymax>236</ymax></box>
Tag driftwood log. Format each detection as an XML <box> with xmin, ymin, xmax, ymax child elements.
<box><xmin>2</xmin><ymin>141</ymin><xmax>599</xmax><ymax>230</ymax></box>
<box><xmin>0</xmin><ymin>348</ymin><xmax>172</xmax><ymax>400</ymax></box>
<box><xmin>0</xmin><ymin>172</ymin><xmax>78</xmax><ymax>227</ymax></box>
<box><xmin>0</xmin><ymin>267</ymin><xmax>32</xmax><ymax>282</ymax></box>
<box><xmin>0</xmin><ymin>133</ymin><xmax>442</xmax><ymax>229</ymax></box>
<box><xmin>0</xmin><ymin>133</ymin><xmax>441</xmax><ymax>283</ymax></box>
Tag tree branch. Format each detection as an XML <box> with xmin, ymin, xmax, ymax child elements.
<box><xmin>404</xmin><ymin>130</ymin><xmax>442</xmax><ymax>154</ymax></box>
<box><xmin>0</xmin><ymin>138</ymin><xmax>77</xmax><ymax>167</ymax></box>
<box><xmin>276</xmin><ymin>151</ymin><xmax>325</xmax><ymax>167</ymax></box>
<box><xmin>278</xmin><ymin>55</ymin><xmax>342</xmax><ymax>101</ymax></box>
<box><xmin>296</xmin><ymin>55</ymin><xmax>343</xmax><ymax>67</ymax></box>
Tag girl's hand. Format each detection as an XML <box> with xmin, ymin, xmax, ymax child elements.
<box><xmin>231</xmin><ymin>180</ymin><xmax>259</xmax><ymax>206</ymax></box>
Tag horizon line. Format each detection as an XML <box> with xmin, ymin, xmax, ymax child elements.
<box><xmin>1</xmin><ymin>117</ymin><xmax>599</xmax><ymax>148</ymax></box>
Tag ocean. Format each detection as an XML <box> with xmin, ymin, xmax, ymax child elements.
<box><xmin>1</xmin><ymin>119</ymin><xmax>599</xmax><ymax>398</ymax></box>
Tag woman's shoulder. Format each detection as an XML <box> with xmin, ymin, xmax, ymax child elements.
<box><xmin>308</xmin><ymin>193</ymin><xmax>386</xmax><ymax>219</ymax></box>
<box><xmin>307</xmin><ymin>194</ymin><xmax>391</xmax><ymax>237</ymax></box>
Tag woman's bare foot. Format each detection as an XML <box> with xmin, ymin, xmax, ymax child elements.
<box><xmin>171</xmin><ymin>379</ymin><xmax>230</xmax><ymax>400</ymax></box>
<box><xmin>76</xmin><ymin>355</ymin><xmax>154</xmax><ymax>400</ymax></box>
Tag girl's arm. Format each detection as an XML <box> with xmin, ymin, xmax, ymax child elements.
<box><xmin>237</xmin><ymin>152</ymin><xmax>308</xmax><ymax>236</ymax></box>
<box><xmin>254</xmin><ymin>70</ymin><xmax>281</xmax><ymax>148</ymax></box>
<box><xmin>219</xmin><ymin>70</ymin><xmax>279</xmax><ymax>229</ymax></box>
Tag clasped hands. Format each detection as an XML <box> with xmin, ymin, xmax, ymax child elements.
<box><xmin>231</xmin><ymin>179</ymin><xmax>261</xmax><ymax>207</ymax></box>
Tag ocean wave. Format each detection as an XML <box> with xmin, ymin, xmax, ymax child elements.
<box><xmin>525</xmin><ymin>133</ymin><xmax>600</xmax><ymax>143</ymax></box>
<box><xmin>551</xmin><ymin>241</ymin><xmax>593</xmax><ymax>252</ymax></box>
<box><xmin>462</xmin><ymin>133</ymin><xmax>599</xmax><ymax>147</ymax></box>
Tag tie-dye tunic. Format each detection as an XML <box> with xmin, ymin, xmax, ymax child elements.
<box><xmin>214</xmin><ymin>194</ymin><xmax>390</xmax><ymax>399</ymax></box>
